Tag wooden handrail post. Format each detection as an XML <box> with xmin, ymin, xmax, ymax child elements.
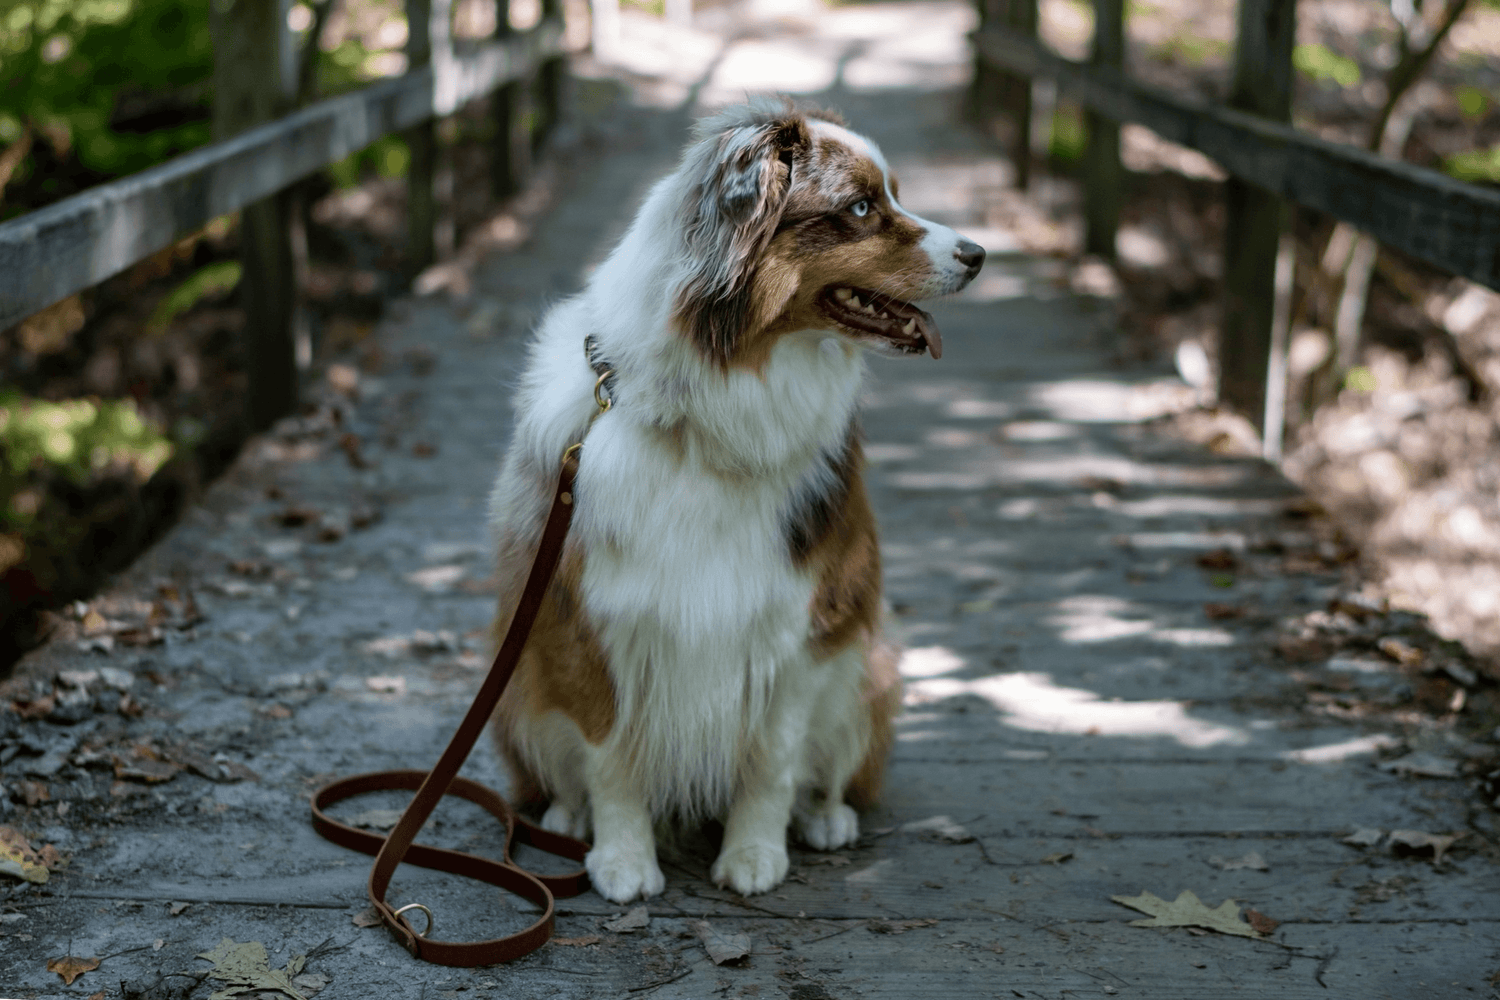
<box><xmin>491</xmin><ymin>0</ymin><xmax>533</xmax><ymax>199</ymax></box>
<box><xmin>973</xmin><ymin>0</ymin><xmax>1037</xmax><ymax>189</ymax></box>
<box><xmin>406</xmin><ymin>0</ymin><xmax>451</xmax><ymax>275</ymax></box>
<box><xmin>211</xmin><ymin>0</ymin><xmax>297</xmax><ymax>430</ymax></box>
<box><xmin>1083</xmin><ymin>0</ymin><xmax>1123</xmax><ymax>258</ymax></box>
<box><xmin>536</xmin><ymin>0</ymin><xmax>567</xmax><ymax>149</ymax></box>
<box><xmin>1219</xmin><ymin>0</ymin><xmax>1297</xmax><ymax>430</ymax></box>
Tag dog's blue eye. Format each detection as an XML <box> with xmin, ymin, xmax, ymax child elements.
<box><xmin>850</xmin><ymin>199</ymin><xmax>871</xmax><ymax>218</ymax></box>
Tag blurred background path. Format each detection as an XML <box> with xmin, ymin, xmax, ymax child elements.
<box><xmin>1</xmin><ymin>2</ymin><xmax>1496</xmax><ymax>998</ymax></box>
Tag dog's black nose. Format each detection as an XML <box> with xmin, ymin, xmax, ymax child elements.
<box><xmin>956</xmin><ymin>239</ymin><xmax>985</xmax><ymax>274</ymax></box>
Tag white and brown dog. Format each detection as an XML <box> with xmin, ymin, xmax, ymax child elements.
<box><xmin>487</xmin><ymin>101</ymin><xmax>984</xmax><ymax>902</ymax></box>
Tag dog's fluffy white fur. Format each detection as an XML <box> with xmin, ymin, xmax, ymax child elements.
<box><xmin>487</xmin><ymin>101</ymin><xmax>983</xmax><ymax>902</ymax></box>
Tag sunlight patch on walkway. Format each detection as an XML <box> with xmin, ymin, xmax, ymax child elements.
<box><xmin>1048</xmin><ymin>595</ymin><xmax>1236</xmax><ymax>647</ymax></box>
<box><xmin>897</xmin><ymin>646</ymin><xmax>1248</xmax><ymax>747</ymax></box>
<box><xmin>1280</xmin><ymin>734</ymin><xmax>1402</xmax><ymax>764</ymax></box>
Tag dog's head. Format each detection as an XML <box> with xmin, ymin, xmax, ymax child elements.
<box><xmin>673</xmin><ymin>101</ymin><xmax>984</xmax><ymax>366</ymax></box>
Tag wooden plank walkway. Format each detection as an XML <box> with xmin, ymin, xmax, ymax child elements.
<box><xmin>1</xmin><ymin>5</ymin><xmax>1494</xmax><ymax>999</ymax></box>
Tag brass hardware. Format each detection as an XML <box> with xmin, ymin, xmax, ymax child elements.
<box><xmin>594</xmin><ymin>371</ymin><xmax>615</xmax><ymax>413</ymax></box>
<box><xmin>562</xmin><ymin>442</ymin><xmax>583</xmax><ymax>464</ymax></box>
<box><xmin>560</xmin><ymin>492</ymin><xmax>573</xmax><ymax>505</ymax></box>
<box><xmin>393</xmin><ymin>902</ymin><xmax>435</xmax><ymax>937</ymax></box>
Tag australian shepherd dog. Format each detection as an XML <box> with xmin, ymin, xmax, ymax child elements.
<box><xmin>487</xmin><ymin>100</ymin><xmax>984</xmax><ymax>902</ymax></box>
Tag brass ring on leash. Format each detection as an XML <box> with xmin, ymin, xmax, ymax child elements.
<box><xmin>393</xmin><ymin>903</ymin><xmax>435</xmax><ymax>937</ymax></box>
<box><xmin>593</xmin><ymin>371</ymin><xmax>614</xmax><ymax>413</ymax></box>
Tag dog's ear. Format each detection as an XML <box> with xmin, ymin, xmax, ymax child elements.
<box><xmin>675</xmin><ymin>112</ymin><xmax>811</xmax><ymax>364</ymax></box>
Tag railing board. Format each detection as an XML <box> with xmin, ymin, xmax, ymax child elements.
<box><xmin>974</xmin><ymin>27</ymin><xmax>1500</xmax><ymax>293</ymax></box>
<box><xmin>0</xmin><ymin>22</ymin><xmax>563</xmax><ymax>331</ymax></box>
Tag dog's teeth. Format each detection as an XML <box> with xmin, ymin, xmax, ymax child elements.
<box><xmin>863</xmin><ymin>303</ymin><xmax>878</xmax><ymax>314</ymax></box>
<box><xmin>848</xmin><ymin>294</ymin><xmax>862</xmax><ymax>308</ymax></box>
<box><xmin>902</xmin><ymin>318</ymin><xmax>916</xmax><ymax>335</ymax></box>
<box><xmin>880</xmin><ymin>311</ymin><xmax>891</xmax><ymax>320</ymax></box>
<box><xmin>834</xmin><ymin>288</ymin><xmax>853</xmax><ymax>302</ymax></box>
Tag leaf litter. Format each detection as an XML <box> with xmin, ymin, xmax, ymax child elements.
<box><xmin>197</xmin><ymin>938</ymin><xmax>311</xmax><ymax>1000</ymax></box>
<box><xmin>1208</xmin><ymin>851</ymin><xmax>1268</xmax><ymax>871</ymax></box>
<box><xmin>1111</xmin><ymin>890</ymin><xmax>1264</xmax><ymax>938</ymax></box>
<box><xmin>47</xmin><ymin>954</ymin><xmax>100</xmax><ymax>985</ymax></box>
<box><xmin>603</xmin><ymin>905</ymin><xmax>650</xmax><ymax>933</ymax></box>
<box><xmin>694</xmin><ymin>920</ymin><xmax>751</xmax><ymax>964</ymax></box>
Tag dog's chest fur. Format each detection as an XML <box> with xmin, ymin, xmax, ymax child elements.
<box><xmin>562</xmin><ymin>332</ymin><xmax>866</xmax><ymax>813</ymax></box>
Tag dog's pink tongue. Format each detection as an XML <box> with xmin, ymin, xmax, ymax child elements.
<box><xmin>915</xmin><ymin>309</ymin><xmax>942</xmax><ymax>360</ymax></box>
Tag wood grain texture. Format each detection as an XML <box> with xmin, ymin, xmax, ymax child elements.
<box><xmin>973</xmin><ymin>26</ymin><xmax>1500</xmax><ymax>292</ymax></box>
<box><xmin>0</xmin><ymin>20</ymin><xmax>564</xmax><ymax>330</ymax></box>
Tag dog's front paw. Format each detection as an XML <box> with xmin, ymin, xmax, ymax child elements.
<box><xmin>586</xmin><ymin>842</ymin><xmax>665</xmax><ymax>903</ymax></box>
<box><xmin>711</xmin><ymin>841</ymin><xmax>789</xmax><ymax>896</ymax></box>
<box><xmin>541</xmin><ymin>801</ymin><xmax>590</xmax><ymax>840</ymax></box>
<box><xmin>795</xmin><ymin>803</ymin><xmax>859</xmax><ymax>851</ymax></box>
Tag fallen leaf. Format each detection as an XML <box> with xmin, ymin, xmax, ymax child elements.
<box><xmin>1195</xmin><ymin>548</ymin><xmax>1238</xmax><ymax>571</ymax></box>
<box><xmin>1208</xmin><ymin>851</ymin><xmax>1268</xmax><ymax>871</ymax></box>
<box><xmin>867</xmin><ymin>918</ymin><xmax>939</xmax><ymax>935</ymax></box>
<box><xmin>365</xmin><ymin>676</ymin><xmax>407</xmax><ymax>695</ymax></box>
<box><xmin>1377</xmin><ymin>636</ymin><xmax>1424</xmax><ymax>665</ymax></box>
<box><xmin>552</xmin><ymin>935</ymin><xmax>601</xmax><ymax>947</ymax></box>
<box><xmin>88</xmin><ymin>993</ymin><xmax>106</xmax><ymax>1000</ymax></box>
<box><xmin>405</xmin><ymin>565</ymin><xmax>466</xmax><ymax>592</ymax></box>
<box><xmin>347</xmin><ymin>808</ymin><xmax>404</xmax><ymax>831</ymax></box>
<box><xmin>196</xmin><ymin>937</ymin><xmax>309</xmax><ymax>1000</ymax></box>
<box><xmin>1245</xmin><ymin>909</ymin><xmax>1280</xmax><ymax>935</ymax></box>
<box><xmin>351</xmin><ymin>906</ymin><xmax>382</xmax><ymax>928</ymax></box>
<box><xmin>113</xmin><ymin>754</ymin><xmax>180</xmax><ymax>783</ymax></box>
<box><xmin>1342</xmin><ymin>827</ymin><xmax>1384</xmax><ymax>847</ymax></box>
<box><xmin>1388</xmin><ymin>829</ymin><xmax>1460</xmax><ymax>864</ymax></box>
<box><xmin>1378</xmin><ymin>752</ymin><xmax>1458</xmax><ymax>779</ymax></box>
<box><xmin>807</xmin><ymin>855</ymin><xmax>852</xmax><ymax>867</ymax></box>
<box><xmin>153</xmin><ymin>938</ymin><xmax>166</xmax><ymax>951</ymax></box>
<box><xmin>603</xmin><ymin>905</ymin><xmax>650</xmax><ymax>933</ymax></box>
<box><xmin>1040</xmin><ymin>851</ymin><xmax>1074</xmax><ymax>866</ymax></box>
<box><xmin>292</xmin><ymin>972</ymin><xmax>331</xmax><ymax>996</ymax></box>
<box><xmin>900</xmin><ymin>815</ymin><xmax>975</xmax><ymax>843</ymax></box>
<box><xmin>1111</xmin><ymin>890</ymin><xmax>1261</xmax><ymax>938</ymax></box>
<box><xmin>47</xmin><ymin>954</ymin><xmax>100</xmax><ymax>985</ymax></box>
<box><xmin>0</xmin><ymin>826</ymin><xmax>49</xmax><ymax>883</ymax></box>
<box><xmin>694</xmin><ymin>920</ymin><xmax>751</xmax><ymax>964</ymax></box>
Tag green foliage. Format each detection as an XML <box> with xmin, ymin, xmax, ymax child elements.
<box><xmin>1456</xmin><ymin>84</ymin><xmax>1490</xmax><ymax>120</ymax></box>
<box><xmin>0</xmin><ymin>394</ymin><xmax>173</xmax><ymax>515</ymax></box>
<box><xmin>0</xmin><ymin>0</ymin><xmax>214</xmax><ymax>184</ymax></box>
<box><xmin>327</xmin><ymin>133</ymin><xmax>409</xmax><ymax>188</ymax></box>
<box><xmin>1343</xmin><ymin>366</ymin><xmax>1377</xmax><ymax>392</ymax></box>
<box><xmin>1445</xmin><ymin>144</ymin><xmax>1500</xmax><ymax>184</ymax></box>
<box><xmin>1050</xmin><ymin>103</ymin><xmax>1087</xmax><ymax>163</ymax></box>
<box><xmin>1294</xmin><ymin>43</ymin><xmax>1361</xmax><ymax>87</ymax></box>
<box><xmin>146</xmin><ymin>259</ymin><xmax>241</xmax><ymax>335</ymax></box>
<box><xmin>1150</xmin><ymin>33</ymin><xmax>1229</xmax><ymax>66</ymax></box>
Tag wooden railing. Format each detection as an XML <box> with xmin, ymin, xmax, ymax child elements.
<box><xmin>972</xmin><ymin>0</ymin><xmax>1500</xmax><ymax>449</ymax></box>
<box><xmin>0</xmin><ymin>0</ymin><xmax>568</xmax><ymax>428</ymax></box>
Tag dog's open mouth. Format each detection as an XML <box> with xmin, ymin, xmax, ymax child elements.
<box><xmin>821</xmin><ymin>287</ymin><xmax>942</xmax><ymax>360</ymax></box>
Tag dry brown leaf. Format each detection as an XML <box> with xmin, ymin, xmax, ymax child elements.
<box><xmin>351</xmin><ymin>906</ymin><xmax>382</xmax><ymax>928</ymax></box>
<box><xmin>1389</xmin><ymin>829</ymin><xmax>1460</xmax><ymax>864</ymax></box>
<box><xmin>1111</xmin><ymin>890</ymin><xmax>1261</xmax><ymax>938</ymax></box>
<box><xmin>694</xmin><ymin>920</ymin><xmax>751</xmax><ymax>964</ymax></box>
<box><xmin>1040</xmin><ymin>851</ymin><xmax>1074</xmax><ymax>865</ymax></box>
<box><xmin>900</xmin><ymin>815</ymin><xmax>974</xmax><ymax>843</ymax></box>
<box><xmin>1245</xmin><ymin>908</ymin><xmax>1280</xmax><ymax>935</ymax></box>
<box><xmin>47</xmin><ymin>954</ymin><xmax>100</xmax><ymax>985</ymax></box>
<box><xmin>169</xmin><ymin>901</ymin><xmax>191</xmax><ymax>916</ymax></box>
<box><xmin>0</xmin><ymin>826</ymin><xmax>49</xmax><ymax>883</ymax></box>
<box><xmin>603</xmin><ymin>905</ymin><xmax>650</xmax><ymax>933</ymax></box>
<box><xmin>552</xmin><ymin>935</ymin><xmax>601</xmax><ymax>947</ymax></box>
<box><xmin>197</xmin><ymin>938</ymin><xmax>309</xmax><ymax>1000</ymax></box>
<box><xmin>1342</xmin><ymin>827</ymin><xmax>1385</xmax><ymax>847</ymax></box>
<box><xmin>88</xmin><ymin>993</ymin><xmax>106</xmax><ymax>1000</ymax></box>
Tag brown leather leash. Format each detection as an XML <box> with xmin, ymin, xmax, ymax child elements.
<box><xmin>310</xmin><ymin>341</ymin><xmax>614</xmax><ymax>967</ymax></box>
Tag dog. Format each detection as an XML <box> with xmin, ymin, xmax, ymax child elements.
<box><xmin>487</xmin><ymin>100</ymin><xmax>984</xmax><ymax>903</ymax></box>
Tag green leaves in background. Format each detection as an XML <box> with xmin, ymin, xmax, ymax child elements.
<box><xmin>0</xmin><ymin>0</ymin><xmax>214</xmax><ymax>197</ymax></box>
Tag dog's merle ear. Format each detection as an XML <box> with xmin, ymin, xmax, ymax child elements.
<box><xmin>675</xmin><ymin>111</ymin><xmax>811</xmax><ymax>364</ymax></box>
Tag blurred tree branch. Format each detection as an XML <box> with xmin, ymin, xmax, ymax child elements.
<box><xmin>1311</xmin><ymin>0</ymin><xmax>1474</xmax><ymax>402</ymax></box>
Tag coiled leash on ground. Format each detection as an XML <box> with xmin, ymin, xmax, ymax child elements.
<box><xmin>310</xmin><ymin>339</ymin><xmax>613</xmax><ymax>966</ymax></box>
